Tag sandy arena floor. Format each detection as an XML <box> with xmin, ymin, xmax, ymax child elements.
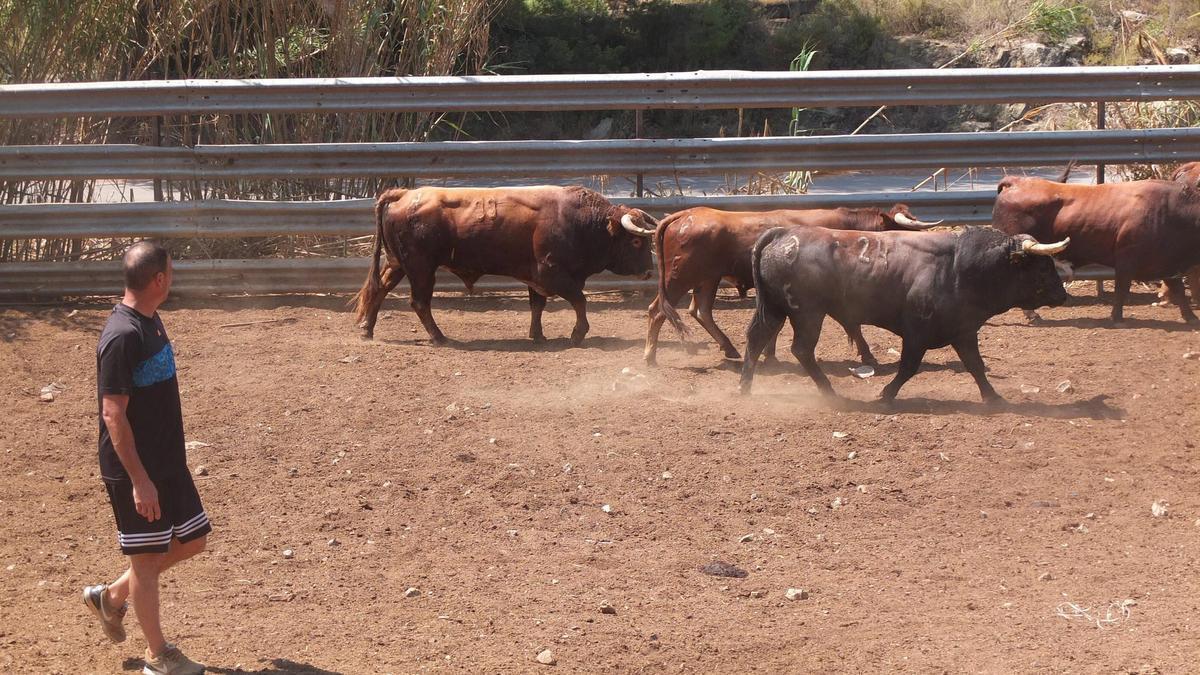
<box><xmin>2</xmin><ymin>284</ymin><xmax>1199</xmax><ymax>673</ymax></box>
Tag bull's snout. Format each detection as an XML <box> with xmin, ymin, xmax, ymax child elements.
<box><xmin>1047</xmin><ymin>283</ymin><xmax>1070</xmax><ymax>307</ymax></box>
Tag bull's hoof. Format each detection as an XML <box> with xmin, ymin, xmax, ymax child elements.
<box><xmin>569</xmin><ymin>333</ymin><xmax>587</xmax><ymax>347</ymax></box>
<box><xmin>360</xmin><ymin>330</ymin><xmax>374</xmax><ymax>341</ymax></box>
<box><xmin>1182</xmin><ymin>314</ymin><xmax>1199</xmax><ymax>325</ymax></box>
<box><xmin>861</xmin><ymin>356</ymin><xmax>880</xmax><ymax>367</ymax></box>
<box><xmin>430</xmin><ymin>335</ymin><xmax>450</xmax><ymax>346</ymax></box>
<box><xmin>982</xmin><ymin>393</ymin><xmax>1006</xmax><ymax>408</ymax></box>
<box><xmin>738</xmin><ymin>382</ymin><xmax>752</xmax><ymax>396</ymax></box>
<box><xmin>530</xmin><ymin>333</ymin><xmax>547</xmax><ymax>344</ymax></box>
<box><xmin>644</xmin><ymin>353</ymin><xmax>658</xmax><ymax>367</ymax></box>
<box><xmin>723</xmin><ymin>348</ymin><xmax>742</xmax><ymax>360</ymax></box>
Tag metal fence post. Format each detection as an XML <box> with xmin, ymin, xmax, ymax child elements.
<box><xmin>1096</xmin><ymin>101</ymin><xmax>1106</xmax><ymax>185</ymax></box>
<box><xmin>635</xmin><ymin>109</ymin><xmax>644</xmax><ymax>198</ymax></box>
<box><xmin>152</xmin><ymin>115</ymin><xmax>164</xmax><ymax>202</ymax></box>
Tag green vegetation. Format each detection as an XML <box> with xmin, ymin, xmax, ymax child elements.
<box><xmin>3</xmin><ymin>0</ymin><xmax>1198</xmax><ymax>263</ymax></box>
<box><xmin>0</xmin><ymin>0</ymin><xmax>497</xmax><ymax>262</ymax></box>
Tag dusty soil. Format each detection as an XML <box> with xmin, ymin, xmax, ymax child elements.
<box><xmin>2</xmin><ymin>284</ymin><xmax>1200</xmax><ymax>674</ymax></box>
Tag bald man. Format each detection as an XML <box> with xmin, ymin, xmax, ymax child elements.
<box><xmin>83</xmin><ymin>241</ymin><xmax>208</xmax><ymax>675</ymax></box>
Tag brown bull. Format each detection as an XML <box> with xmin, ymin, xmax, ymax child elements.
<box><xmin>644</xmin><ymin>204</ymin><xmax>941</xmax><ymax>365</ymax></box>
<box><xmin>1160</xmin><ymin>162</ymin><xmax>1200</xmax><ymax>308</ymax></box>
<box><xmin>352</xmin><ymin>185</ymin><xmax>658</xmax><ymax>345</ymax></box>
<box><xmin>993</xmin><ymin>176</ymin><xmax>1200</xmax><ymax>323</ymax></box>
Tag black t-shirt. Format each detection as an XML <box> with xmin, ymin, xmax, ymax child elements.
<box><xmin>96</xmin><ymin>303</ymin><xmax>186</xmax><ymax>483</ymax></box>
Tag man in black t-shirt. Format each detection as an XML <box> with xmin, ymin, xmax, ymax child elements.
<box><xmin>82</xmin><ymin>241</ymin><xmax>208</xmax><ymax>675</ymax></box>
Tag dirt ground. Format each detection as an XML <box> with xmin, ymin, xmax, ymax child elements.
<box><xmin>2</xmin><ymin>284</ymin><xmax>1200</xmax><ymax>674</ymax></box>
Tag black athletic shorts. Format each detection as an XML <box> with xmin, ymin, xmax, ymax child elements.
<box><xmin>104</xmin><ymin>470</ymin><xmax>211</xmax><ymax>555</ymax></box>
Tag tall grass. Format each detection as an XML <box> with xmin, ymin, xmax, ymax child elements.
<box><xmin>0</xmin><ymin>0</ymin><xmax>498</xmax><ymax>263</ymax></box>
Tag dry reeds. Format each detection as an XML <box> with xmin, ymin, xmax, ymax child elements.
<box><xmin>0</xmin><ymin>0</ymin><xmax>498</xmax><ymax>262</ymax></box>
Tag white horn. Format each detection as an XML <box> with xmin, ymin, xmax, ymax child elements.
<box><xmin>621</xmin><ymin>213</ymin><xmax>656</xmax><ymax>237</ymax></box>
<box><xmin>893</xmin><ymin>212</ymin><xmax>944</xmax><ymax>228</ymax></box>
<box><xmin>1022</xmin><ymin>237</ymin><xmax>1070</xmax><ymax>256</ymax></box>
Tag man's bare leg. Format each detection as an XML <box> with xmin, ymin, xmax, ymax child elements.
<box><xmin>106</xmin><ymin>536</ymin><xmax>206</xmax><ymax>610</ymax></box>
<box><xmin>106</xmin><ymin>536</ymin><xmax>206</xmax><ymax>656</ymax></box>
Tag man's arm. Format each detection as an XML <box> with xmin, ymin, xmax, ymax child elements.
<box><xmin>100</xmin><ymin>394</ymin><xmax>160</xmax><ymax>522</ymax></box>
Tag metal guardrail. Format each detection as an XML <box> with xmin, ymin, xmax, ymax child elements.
<box><xmin>2</xmin><ymin>66</ymin><xmax>1180</xmax><ymax>297</ymax></box>
<box><xmin>4</xmin><ymin>127</ymin><xmax>1199</xmax><ymax>181</ymax></box>
<box><xmin>0</xmin><ymin>257</ymin><xmax>1114</xmax><ymax>300</ymax></box>
<box><xmin>0</xmin><ymin>191</ymin><xmax>997</xmax><ymax>239</ymax></box>
<box><xmin>1</xmin><ymin>66</ymin><xmax>1198</xmax><ymax>117</ymax></box>
<box><xmin>0</xmin><ymin>258</ymin><xmax>658</xmax><ymax>298</ymax></box>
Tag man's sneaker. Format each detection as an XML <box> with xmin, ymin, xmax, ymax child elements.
<box><xmin>82</xmin><ymin>584</ymin><xmax>127</xmax><ymax>643</ymax></box>
<box><xmin>143</xmin><ymin>643</ymin><xmax>205</xmax><ymax>675</ymax></box>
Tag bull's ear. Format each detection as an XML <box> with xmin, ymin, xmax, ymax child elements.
<box><xmin>606</xmin><ymin>216</ymin><xmax>621</xmax><ymax>237</ymax></box>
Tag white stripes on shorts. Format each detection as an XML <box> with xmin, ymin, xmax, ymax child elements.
<box><xmin>116</xmin><ymin>510</ymin><xmax>208</xmax><ymax>549</ymax></box>
<box><xmin>117</xmin><ymin>528</ymin><xmax>173</xmax><ymax>548</ymax></box>
<box><xmin>173</xmin><ymin>511</ymin><xmax>210</xmax><ymax>538</ymax></box>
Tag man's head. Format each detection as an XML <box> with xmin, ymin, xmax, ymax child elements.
<box><xmin>123</xmin><ymin>241</ymin><xmax>172</xmax><ymax>302</ymax></box>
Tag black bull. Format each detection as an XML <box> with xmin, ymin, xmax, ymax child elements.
<box><xmin>738</xmin><ymin>227</ymin><xmax>1070</xmax><ymax>403</ymax></box>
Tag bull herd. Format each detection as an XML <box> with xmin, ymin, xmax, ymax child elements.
<box><xmin>352</xmin><ymin>164</ymin><xmax>1200</xmax><ymax>404</ymax></box>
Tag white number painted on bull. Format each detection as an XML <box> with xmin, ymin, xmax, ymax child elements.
<box><xmin>857</xmin><ymin>237</ymin><xmax>871</xmax><ymax>264</ymax></box>
<box><xmin>781</xmin><ymin>235</ymin><xmax>799</xmax><ymax>258</ymax></box>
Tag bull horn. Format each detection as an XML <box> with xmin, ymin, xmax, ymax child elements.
<box><xmin>621</xmin><ymin>213</ymin><xmax>656</xmax><ymax>237</ymax></box>
<box><xmin>1022</xmin><ymin>237</ymin><xmax>1070</xmax><ymax>256</ymax></box>
<box><xmin>893</xmin><ymin>212</ymin><xmax>944</xmax><ymax>228</ymax></box>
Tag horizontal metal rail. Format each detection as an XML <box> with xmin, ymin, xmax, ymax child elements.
<box><xmin>3</xmin><ymin>127</ymin><xmax>1197</xmax><ymax>181</ymax></box>
<box><xmin>0</xmin><ymin>257</ymin><xmax>1115</xmax><ymax>299</ymax></box>
<box><xmin>2</xmin><ymin>66</ymin><xmax>1199</xmax><ymax>117</ymax></box>
<box><xmin>0</xmin><ymin>258</ymin><xmax>654</xmax><ymax>298</ymax></box>
<box><xmin>0</xmin><ymin>191</ymin><xmax>997</xmax><ymax>239</ymax></box>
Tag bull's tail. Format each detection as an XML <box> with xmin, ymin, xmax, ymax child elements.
<box><xmin>1054</xmin><ymin>159</ymin><xmax>1077</xmax><ymax>183</ymax></box>
<box><xmin>749</xmin><ymin>227</ymin><xmax>789</xmax><ymax>326</ymax></box>
<box><xmin>351</xmin><ymin>189</ymin><xmax>406</xmax><ymax>324</ymax></box>
<box><xmin>654</xmin><ymin>213</ymin><xmax>691</xmax><ymax>339</ymax></box>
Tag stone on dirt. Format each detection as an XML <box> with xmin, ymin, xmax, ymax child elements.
<box><xmin>739</xmin><ymin>533</ymin><xmax>755</xmax><ymax>543</ymax></box>
<box><xmin>536</xmin><ymin>649</ymin><xmax>556</xmax><ymax>665</ymax></box>
<box><xmin>1151</xmin><ymin>500</ymin><xmax>1169</xmax><ymax>518</ymax></box>
<box><xmin>194</xmin><ymin>465</ymin><xmax>209</xmax><ymax>476</ymax></box>
<box><xmin>700</xmin><ymin>561</ymin><xmax>748</xmax><ymax>578</ymax></box>
<box><xmin>282</xmin><ymin>549</ymin><xmax>294</xmax><ymax>559</ymax></box>
<box><xmin>785</xmin><ymin>588</ymin><xmax>808</xmax><ymax>601</ymax></box>
<box><xmin>405</xmin><ymin>587</ymin><xmax>421</xmax><ymax>598</ymax></box>
<box><xmin>599</xmin><ymin>602</ymin><xmax>617</xmax><ymax>615</ymax></box>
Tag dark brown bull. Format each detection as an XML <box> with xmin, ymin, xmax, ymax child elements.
<box><xmin>1159</xmin><ymin>162</ymin><xmax>1200</xmax><ymax>307</ymax></box>
<box><xmin>352</xmin><ymin>185</ymin><xmax>659</xmax><ymax>345</ymax></box>
<box><xmin>739</xmin><ymin>226</ymin><xmax>1070</xmax><ymax>403</ymax></box>
<box><xmin>644</xmin><ymin>204</ymin><xmax>941</xmax><ymax>365</ymax></box>
<box><xmin>992</xmin><ymin>177</ymin><xmax>1200</xmax><ymax>323</ymax></box>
